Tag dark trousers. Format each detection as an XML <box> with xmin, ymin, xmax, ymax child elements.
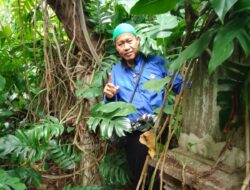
<box><xmin>125</xmin><ymin>131</ymin><xmax>160</xmax><ymax>190</ymax></box>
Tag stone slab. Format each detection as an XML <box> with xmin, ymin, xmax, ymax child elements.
<box><xmin>149</xmin><ymin>148</ymin><xmax>245</xmax><ymax>190</ymax></box>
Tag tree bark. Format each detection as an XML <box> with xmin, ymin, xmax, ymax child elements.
<box><xmin>47</xmin><ymin>0</ymin><xmax>99</xmax><ymax>61</ymax></box>
<box><xmin>46</xmin><ymin>0</ymin><xmax>102</xmax><ymax>186</ymax></box>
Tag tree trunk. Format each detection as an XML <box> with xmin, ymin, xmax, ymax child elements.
<box><xmin>46</xmin><ymin>0</ymin><xmax>102</xmax><ymax>186</ymax></box>
<box><xmin>47</xmin><ymin>0</ymin><xmax>99</xmax><ymax>60</ymax></box>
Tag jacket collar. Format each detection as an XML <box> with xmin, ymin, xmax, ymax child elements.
<box><xmin>121</xmin><ymin>52</ymin><xmax>146</xmax><ymax>69</ymax></box>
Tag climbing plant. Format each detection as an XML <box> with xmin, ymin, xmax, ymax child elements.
<box><xmin>0</xmin><ymin>0</ymin><xmax>250</xmax><ymax>189</ymax></box>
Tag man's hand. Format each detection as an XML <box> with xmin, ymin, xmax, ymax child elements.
<box><xmin>104</xmin><ymin>73</ymin><xmax>119</xmax><ymax>99</ymax></box>
<box><xmin>104</xmin><ymin>83</ymin><xmax>119</xmax><ymax>99</ymax></box>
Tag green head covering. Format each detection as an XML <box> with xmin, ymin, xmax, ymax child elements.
<box><xmin>112</xmin><ymin>23</ymin><xmax>137</xmax><ymax>41</ymax></box>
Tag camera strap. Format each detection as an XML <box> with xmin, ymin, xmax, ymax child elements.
<box><xmin>129</xmin><ymin>57</ymin><xmax>147</xmax><ymax>103</ymax></box>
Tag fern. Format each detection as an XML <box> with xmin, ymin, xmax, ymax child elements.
<box><xmin>0</xmin><ymin>116</ymin><xmax>64</xmax><ymax>163</ymax></box>
<box><xmin>0</xmin><ymin>169</ymin><xmax>26</xmax><ymax>190</ymax></box>
<box><xmin>48</xmin><ymin>142</ymin><xmax>80</xmax><ymax>170</ymax></box>
<box><xmin>99</xmin><ymin>151</ymin><xmax>131</xmax><ymax>186</ymax></box>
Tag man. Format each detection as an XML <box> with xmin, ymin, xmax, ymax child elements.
<box><xmin>104</xmin><ymin>23</ymin><xmax>182</xmax><ymax>189</ymax></box>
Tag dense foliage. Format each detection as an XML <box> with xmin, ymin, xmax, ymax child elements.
<box><xmin>0</xmin><ymin>0</ymin><xmax>249</xmax><ymax>189</ymax></box>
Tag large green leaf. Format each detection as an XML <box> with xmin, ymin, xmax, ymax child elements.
<box><xmin>233</xmin><ymin>0</ymin><xmax>250</xmax><ymax>14</ymax></box>
<box><xmin>209</xmin><ymin>0</ymin><xmax>237</xmax><ymax>22</ymax></box>
<box><xmin>117</xmin><ymin>0</ymin><xmax>138</xmax><ymax>14</ymax></box>
<box><xmin>96</xmin><ymin>102</ymin><xmax>136</xmax><ymax>117</ymax></box>
<box><xmin>131</xmin><ymin>0</ymin><xmax>180</xmax><ymax>15</ymax></box>
<box><xmin>209</xmin><ymin>41</ymin><xmax>234</xmax><ymax>75</ymax></box>
<box><xmin>114</xmin><ymin>118</ymin><xmax>132</xmax><ymax>137</ymax></box>
<box><xmin>0</xmin><ymin>109</ymin><xmax>13</xmax><ymax>119</ymax></box>
<box><xmin>28</xmin><ymin>116</ymin><xmax>64</xmax><ymax>141</ymax></box>
<box><xmin>236</xmin><ymin>29</ymin><xmax>250</xmax><ymax>56</ymax></box>
<box><xmin>208</xmin><ymin>18</ymin><xmax>249</xmax><ymax>74</ymax></box>
<box><xmin>87</xmin><ymin>117</ymin><xmax>101</xmax><ymax>133</ymax></box>
<box><xmin>9</xmin><ymin>167</ymin><xmax>41</xmax><ymax>188</ymax></box>
<box><xmin>170</xmin><ymin>29</ymin><xmax>216</xmax><ymax>71</ymax></box>
<box><xmin>0</xmin><ymin>116</ymin><xmax>64</xmax><ymax>162</ymax></box>
<box><xmin>87</xmin><ymin>117</ymin><xmax>131</xmax><ymax>139</ymax></box>
<box><xmin>100</xmin><ymin>119</ymin><xmax>110</xmax><ymax>138</ymax></box>
<box><xmin>142</xmin><ymin>77</ymin><xmax>171</xmax><ymax>92</ymax></box>
<box><xmin>156</xmin><ymin>13</ymin><xmax>179</xmax><ymax>30</ymax></box>
<box><xmin>0</xmin><ymin>74</ymin><xmax>6</xmax><ymax>91</ymax></box>
<box><xmin>75</xmin><ymin>86</ymin><xmax>102</xmax><ymax>99</ymax></box>
<box><xmin>0</xmin><ymin>169</ymin><xmax>26</xmax><ymax>190</ymax></box>
<box><xmin>0</xmin><ymin>135</ymin><xmax>20</xmax><ymax>157</ymax></box>
<box><xmin>156</xmin><ymin>31</ymin><xmax>172</xmax><ymax>39</ymax></box>
<box><xmin>49</xmin><ymin>143</ymin><xmax>79</xmax><ymax>170</ymax></box>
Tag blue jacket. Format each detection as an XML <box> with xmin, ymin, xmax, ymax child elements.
<box><xmin>105</xmin><ymin>53</ymin><xmax>182</xmax><ymax>120</ymax></box>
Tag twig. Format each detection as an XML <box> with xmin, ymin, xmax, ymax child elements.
<box><xmin>245</xmin><ymin>85</ymin><xmax>250</xmax><ymax>174</ymax></box>
<box><xmin>181</xmin><ymin>161</ymin><xmax>187</xmax><ymax>189</ymax></box>
<box><xmin>136</xmin><ymin>156</ymin><xmax>149</xmax><ymax>190</ymax></box>
<box><xmin>61</xmin><ymin>100</ymin><xmax>82</xmax><ymax>123</ymax></box>
<box><xmin>42</xmin><ymin>163</ymin><xmax>95</xmax><ymax>180</ymax></box>
<box><xmin>197</xmin><ymin>130</ymin><xmax>236</xmax><ymax>179</ymax></box>
<box><xmin>42</xmin><ymin>2</ymin><xmax>51</xmax><ymax>114</ymax></box>
<box><xmin>241</xmin><ymin>172</ymin><xmax>250</xmax><ymax>190</ymax></box>
<box><xmin>76</xmin><ymin>0</ymin><xmax>100</xmax><ymax>62</ymax></box>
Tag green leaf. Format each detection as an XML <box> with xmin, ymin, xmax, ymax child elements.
<box><xmin>9</xmin><ymin>167</ymin><xmax>41</xmax><ymax>188</ymax></box>
<box><xmin>0</xmin><ymin>109</ymin><xmax>13</xmax><ymax>119</ymax></box>
<box><xmin>100</xmin><ymin>119</ymin><xmax>110</xmax><ymax>138</ymax></box>
<box><xmin>142</xmin><ymin>77</ymin><xmax>171</xmax><ymax>92</ymax></box>
<box><xmin>0</xmin><ymin>135</ymin><xmax>20</xmax><ymax>157</ymax></box>
<box><xmin>170</xmin><ymin>29</ymin><xmax>216</xmax><ymax>71</ymax></box>
<box><xmin>99</xmin><ymin>151</ymin><xmax>131</xmax><ymax>186</ymax></box>
<box><xmin>114</xmin><ymin>118</ymin><xmax>131</xmax><ymax>137</ymax></box>
<box><xmin>233</xmin><ymin>0</ymin><xmax>250</xmax><ymax>14</ymax></box>
<box><xmin>208</xmin><ymin>18</ymin><xmax>249</xmax><ymax>74</ymax></box>
<box><xmin>0</xmin><ymin>116</ymin><xmax>64</xmax><ymax>163</ymax></box>
<box><xmin>236</xmin><ymin>29</ymin><xmax>250</xmax><ymax>56</ymax></box>
<box><xmin>209</xmin><ymin>41</ymin><xmax>234</xmax><ymax>75</ymax></box>
<box><xmin>224</xmin><ymin>61</ymin><xmax>250</xmax><ymax>75</ymax></box>
<box><xmin>97</xmin><ymin>102</ymin><xmax>136</xmax><ymax>116</ymax></box>
<box><xmin>156</xmin><ymin>31</ymin><xmax>172</xmax><ymax>39</ymax></box>
<box><xmin>92</xmin><ymin>71</ymin><xmax>105</xmax><ymax>87</ymax></box>
<box><xmin>75</xmin><ymin>86</ymin><xmax>102</xmax><ymax>98</ymax></box>
<box><xmin>117</xmin><ymin>0</ymin><xmax>138</xmax><ymax>14</ymax></box>
<box><xmin>49</xmin><ymin>143</ymin><xmax>79</xmax><ymax>169</ymax></box>
<box><xmin>87</xmin><ymin>117</ymin><xmax>101</xmax><ymax>132</ymax></box>
<box><xmin>209</xmin><ymin>0</ymin><xmax>237</xmax><ymax>22</ymax></box>
<box><xmin>131</xmin><ymin>0</ymin><xmax>180</xmax><ymax>15</ymax></box>
<box><xmin>156</xmin><ymin>13</ymin><xmax>179</xmax><ymax>30</ymax></box>
<box><xmin>88</xmin><ymin>117</ymin><xmax>131</xmax><ymax>139</ymax></box>
<box><xmin>154</xmin><ymin>105</ymin><xmax>174</xmax><ymax>114</ymax></box>
<box><xmin>0</xmin><ymin>169</ymin><xmax>26</xmax><ymax>190</ymax></box>
<box><xmin>0</xmin><ymin>74</ymin><xmax>6</xmax><ymax>91</ymax></box>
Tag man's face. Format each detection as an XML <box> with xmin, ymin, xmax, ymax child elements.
<box><xmin>115</xmin><ymin>33</ymin><xmax>140</xmax><ymax>63</ymax></box>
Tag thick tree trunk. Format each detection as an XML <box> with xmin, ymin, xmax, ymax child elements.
<box><xmin>46</xmin><ymin>0</ymin><xmax>102</xmax><ymax>186</ymax></box>
<box><xmin>47</xmin><ymin>0</ymin><xmax>99</xmax><ymax>61</ymax></box>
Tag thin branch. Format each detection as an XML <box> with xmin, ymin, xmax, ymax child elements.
<box><xmin>76</xmin><ymin>0</ymin><xmax>100</xmax><ymax>62</ymax></box>
<box><xmin>241</xmin><ymin>171</ymin><xmax>250</xmax><ymax>190</ymax></box>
